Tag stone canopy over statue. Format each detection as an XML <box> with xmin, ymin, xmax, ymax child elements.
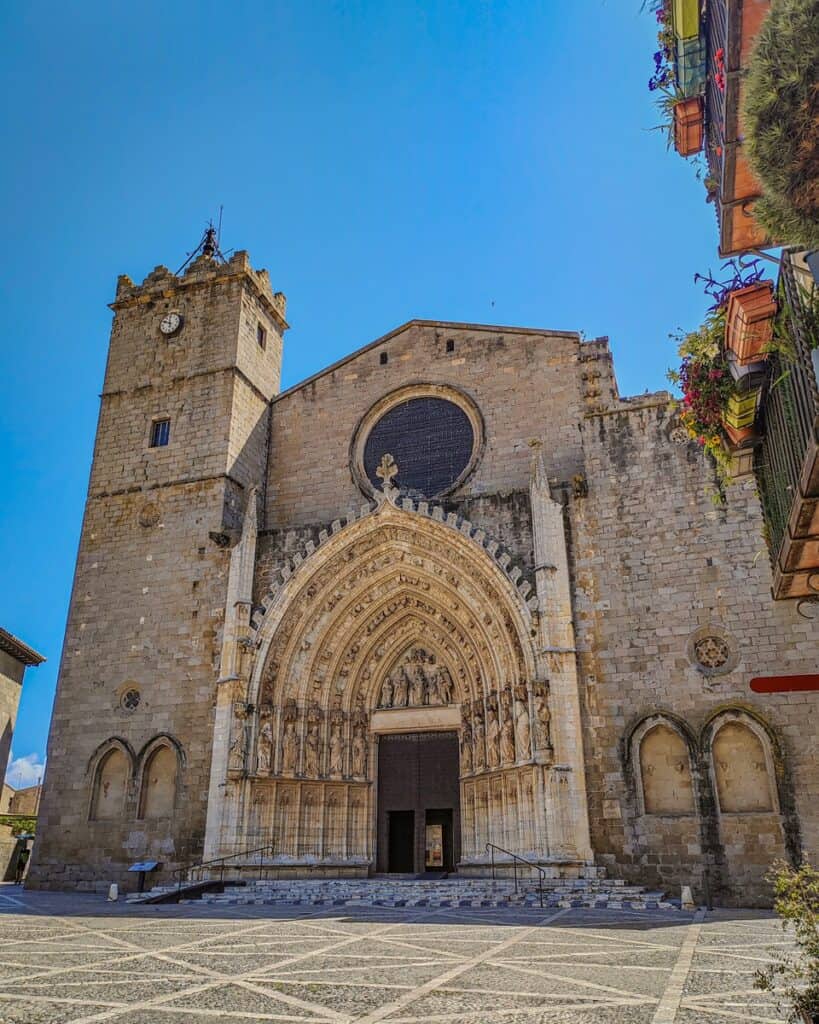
<box><xmin>378</xmin><ymin>647</ymin><xmax>455</xmax><ymax>708</ymax></box>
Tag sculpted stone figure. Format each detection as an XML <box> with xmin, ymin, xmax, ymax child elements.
<box><xmin>257</xmin><ymin>716</ymin><xmax>274</xmax><ymax>773</ymax></box>
<box><xmin>329</xmin><ymin>717</ymin><xmax>344</xmax><ymax>777</ymax></box>
<box><xmin>436</xmin><ymin>665</ymin><xmax>454</xmax><ymax>705</ymax></box>
<box><xmin>304</xmin><ymin>713</ymin><xmax>320</xmax><ymax>777</ymax></box>
<box><xmin>486</xmin><ymin>698</ymin><xmax>500</xmax><ymax>768</ymax></box>
<box><xmin>281</xmin><ymin>716</ymin><xmax>299</xmax><ymax>774</ymax></box>
<box><xmin>407</xmin><ymin>651</ymin><xmax>426</xmax><ymax>706</ymax></box>
<box><xmin>460</xmin><ymin>723</ymin><xmax>473</xmax><ymax>773</ymax></box>
<box><xmin>500</xmin><ymin>702</ymin><xmax>515</xmax><ymax>764</ymax></box>
<box><xmin>514</xmin><ymin>687</ymin><xmax>531</xmax><ymax>759</ymax></box>
<box><xmin>392</xmin><ymin>667</ymin><xmax>409</xmax><ymax>708</ymax></box>
<box><xmin>533</xmin><ymin>683</ymin><xmax>552</xmax><ymax>750</ymax></box>
<box><xmin>228</xmin><ymin>703</ymin><xmax>248</xmax><ymax>772</ymax></box>
<box><xmin>351</xmin><ymin>721</ymin><xmax>368</xmax><ymax>777</ymax></box>
<box><xmin>472</xmin><ymin>704</ymin><xmax>486</xmax><ymax>771</ymax></box>
<box><xmin>379</xmin><ymin>676</ymin><xmax>394</xmax><ymax>709</ymax></box>
<box><xmin>460</xmin><ymin>704</ymin><xmax>473</xmax><ymax>773</ymax></box>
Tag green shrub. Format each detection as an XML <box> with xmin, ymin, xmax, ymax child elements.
<box><xmin>0</xmin><ymin>815</ymin><xmax>36</xmax><ymax>837</ymax></box>
<box><xmin>755</xmin><ymin>861</ymin><xmax>819</xmax><ymax>1022</ymax></box>
<box><xmin>743</xmin><ymin>0</ymin><xmax>819</xmax><ymax>249</ymax></box>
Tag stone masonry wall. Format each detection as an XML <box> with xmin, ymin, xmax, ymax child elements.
<box><xmin>29</xmin><ymin>253</ymin><xmax>284</xmax><ymax>891</ymax></box>
<box><xmin>265</xmin><ymin>322</ymin><xmax>588</xmax><ymax>531</ymax></box>
<box><xmin>572</xmin><ymin>397</ymin><xmax>819</xmax><ymax>904</ymax></box>
<box><xmin>0</xmin><ymin>650</ymin><xmax>25</xmax><ymax>790</ymax></box>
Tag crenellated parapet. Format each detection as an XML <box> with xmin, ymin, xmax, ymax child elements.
<box><xmin>111</xmin><ymin>250</ymin><xmax>288</xmax><ymax>329</ymax></box>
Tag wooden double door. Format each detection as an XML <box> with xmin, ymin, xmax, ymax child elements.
<box><xmin>376</xmin><ymin>731</ymin><xmax>460</xmax><ymax>874</ymax></box>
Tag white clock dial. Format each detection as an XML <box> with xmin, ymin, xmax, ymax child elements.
<box><xmin>159</xmin><ymin>312</ymin><xmax>182</xmax><ymax>336</ymax></box>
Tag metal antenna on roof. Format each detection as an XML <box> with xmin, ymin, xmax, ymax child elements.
<box><xmin>176</xmin><ymin>213</ymin><xmax>230</xmax><ymax>274</ymax></box>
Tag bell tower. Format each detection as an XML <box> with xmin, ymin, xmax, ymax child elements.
<box><xmin>28</xmin><ymin>240</ymin><xmax>287</xmax><ymax>889</ymax></box>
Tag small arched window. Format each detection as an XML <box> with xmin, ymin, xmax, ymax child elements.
<box><xmin>712</xmin><ymin>722</ymin><xmax>774</xmax><ymax>813</ymax></box>
<box><xmin>90</xmin><ymin>747</ymin><xmax>129</xmax><ymax>821</ymax></box>
<box><xmin>639</xmin><ymin>723</ymin><xmax>695</xmax><ymax>815</ymax></box>
<box><xmin>139</xmin><ymin>745</ymin><xmax>177</xmax><ymax>819</ymax></box>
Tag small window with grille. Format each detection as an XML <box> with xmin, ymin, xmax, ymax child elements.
<box><xmin>150</xmin><ymin>418</ymin><xmax>170</xmax><ymax>448</ymax></box>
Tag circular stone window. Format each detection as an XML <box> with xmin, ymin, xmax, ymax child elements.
<box><xmin>694</xmin><ymin>636</ymin><xmax>730</xmax><ymax>669</ymax></box>
<box><xmin>120</xmin><ymin>688</ymin><xmax>141</xmax><ymax>711</ymax></box>
<box><xmin>687</xmin><ymin>625</ymin><xmax>738</xmax><ymax>678</ymax></box>
<box><xmin>352</xmin><ymin>385</ymin><xmax>483</xmax><ymax>499</ymax></box>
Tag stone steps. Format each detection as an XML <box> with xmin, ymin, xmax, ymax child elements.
<box><xmin>185</xmin><ymin>877</ymin><xmax>679</xmax><ymax>911</ymax></box>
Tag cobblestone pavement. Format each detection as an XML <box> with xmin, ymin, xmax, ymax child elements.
<box><xmin>0</xmin><ymin>885</ymin><xmax>791</xmax><ymax>1024</ymax></box>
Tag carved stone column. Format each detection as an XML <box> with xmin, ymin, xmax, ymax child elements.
<box><xmin>203</xmin><ymin>486</ymin><xmax>259</xmax><ymax>861</ymax></box>
<box><xmin>530</xmin><ymin>447</ymin><xmax>593</xmax><ymax>863</ymax></box>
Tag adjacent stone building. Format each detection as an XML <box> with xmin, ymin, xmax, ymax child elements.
<box><xmin>28</xmin><ymin>247</ymin><xmax>819</xmax><ymax>903</ymax></box>
<box><xmin>1</xmin><ymin>628</ymin><xmax>45</xmax><ymax>787</ymax></box>
<box><xmin>7</xmin><ymin>784</ymin><xmax>42</xmax><ymax>816</ymax></box>
<box><xmin>1</xmin><ymin>627</ymin><xmax>44</xmax><ymax>882</ymax></box>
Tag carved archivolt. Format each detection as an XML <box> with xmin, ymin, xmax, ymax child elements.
<box><xmin>238</xmin><ymin>500</ymin><xmax>547</xmax><ymax>797</ymax></box>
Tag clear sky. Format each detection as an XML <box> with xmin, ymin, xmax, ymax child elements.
<box><xmin>1</xmin><ymin>0</ymin><xmax>720</xmax><ymax>784</ymax></box>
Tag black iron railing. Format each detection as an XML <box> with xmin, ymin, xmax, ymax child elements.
<box><xmin>173</xmin><ymin>842</ymin><xmax>275</xmax><ymax>898</ymax></box>
<box><xmin>756</xmin><ymin>254</ymin><xmax>819</xmax><ymax>561</ymax></box>
<box><xmin>485</xmin><ymin>843</ymin><xmax>545</xmax><ymax>908</ymax></box>
<box><xmin>703</xmin><ymin>0</ymin><xmax>728</xmax><ymax>228</ymax></box>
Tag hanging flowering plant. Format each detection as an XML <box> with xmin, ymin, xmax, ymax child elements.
<box><xmin>668</xmin><ymin>309</ymin><xmax>734</xmax><ymax>474</ymax></box>
<box><xmin>694</xmin><ymin>257</ymin><xmax>765</xmax><ymax>311</ymax></box>
<box><xmin>646</xmin><ymin>0</ymin><xmax>676</xmax><ymax>92</ymax></box>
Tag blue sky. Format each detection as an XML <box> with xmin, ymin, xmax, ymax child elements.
<box><xmin>0</xmin><ymin>0</ymin><xmax>719</xmax><ymax>783</ymax></box>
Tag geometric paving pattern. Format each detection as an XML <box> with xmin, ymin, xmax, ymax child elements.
<box><xmin>0</xmin><ymin>887</ymin><xmax>791</xmax><ymax>1024</ymax></box>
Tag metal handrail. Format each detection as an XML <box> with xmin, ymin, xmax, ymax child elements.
<box><xmin>485</xmin><ymin>842</ymin><xmax>546</xmax><ymax>908</ymax></box>
<box><xmin>172</xmin><ymin>842</ymin><xmax>275</xmax><ymax>898</ymax></box>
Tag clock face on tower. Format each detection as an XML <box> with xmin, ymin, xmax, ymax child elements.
<box><xmin>159</xmin><ymin>311</ymin><xmax>183</xmax><ymax>336</ymax></box>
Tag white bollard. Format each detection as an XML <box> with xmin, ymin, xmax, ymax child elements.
<box><xmin>680</xmin><ymin>885</ymin><xmax>695</xmax><ymax>910</ymax></box>
<box><xmin>107</xmin><ymin>883</ymin><xmax>119</xmax><ymax>902</ymax></box>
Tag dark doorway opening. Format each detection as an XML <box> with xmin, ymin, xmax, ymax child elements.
<box><xmin>388</xmin><ymin>811</ymin><xmax>415</xmax><ymax>873</ymax></box>
<box><xmin>376</xmin><ymin>731</ymin><xmax>460</xmax><ymax>874</ymax></box>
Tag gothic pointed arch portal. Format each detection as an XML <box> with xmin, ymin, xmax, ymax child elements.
<box><xmin>207</xmin><ymin>493</ymin><xmax>580</xmax><ymax>872</ymax></box>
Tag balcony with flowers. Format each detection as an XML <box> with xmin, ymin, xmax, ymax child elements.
<box><xmin>647</xmin><ymin>0</ymin><xmax>776</xmax><ymax>256</ymax></box>
<box><xmin>670</xmin><ymin>255</ymin><xmax>819</xmax><ymax>604</ymax></box>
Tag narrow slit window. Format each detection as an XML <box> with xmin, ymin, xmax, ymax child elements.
<box><xmin>257</xmin><ymin>322</ymin><xmax>267</xmax><ymax>349</ymax></box>
<box><xmin>150</xmin><ymin>418</ymin><xmax>171</xmax><ymax>448</ymax></box>
<box><xmin>380</xmin><ymin>352</ymin><xmax>388</xmax><ymax>365</ymax></box>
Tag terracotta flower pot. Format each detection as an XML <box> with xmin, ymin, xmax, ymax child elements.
<box><xmin>725</xmin><ymin>281</ymin><xmax>777</xmax><ymax>365</ymax></box>
<box><xmin>723</xmin><ymin>422</ymin><xmax>759</xmax><ymax>448</ymax></box>
<box><xmin>673</xmin><ymin>97</ymin><xmax>703</xmax><ymax>157</ymax></box>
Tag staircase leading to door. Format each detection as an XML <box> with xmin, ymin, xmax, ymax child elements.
<box><xmin>129</xmin><ymin>876</ymin><xmax>680</xmax><ymax>910</ymax></box>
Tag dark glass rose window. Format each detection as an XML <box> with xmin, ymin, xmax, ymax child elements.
<box><xmin>363</xmin><ymin>397</ymin><xmax>474</xmax><ymax>498</ymax></box>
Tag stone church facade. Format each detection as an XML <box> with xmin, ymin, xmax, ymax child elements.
<box><xmin>29</xmin><ymin>249</ymin><xmax>818</xmax><ymax>904</ymax></box>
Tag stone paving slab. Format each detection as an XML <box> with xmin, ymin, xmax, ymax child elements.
<box><xmin>0</xmin><ymin>885</ymin><xmax>793</xmax><ymax>1024</ymax></box>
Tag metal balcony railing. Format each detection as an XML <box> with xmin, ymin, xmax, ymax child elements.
<box><xmin>756</xmin><ymin>253</ymin><xmax>819</xmax><ymax>565</ymax></box>
<box><xmin>703</xmin><ymin>0</ymin><xmax>727</xmax><ymax>228</ymax></box>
